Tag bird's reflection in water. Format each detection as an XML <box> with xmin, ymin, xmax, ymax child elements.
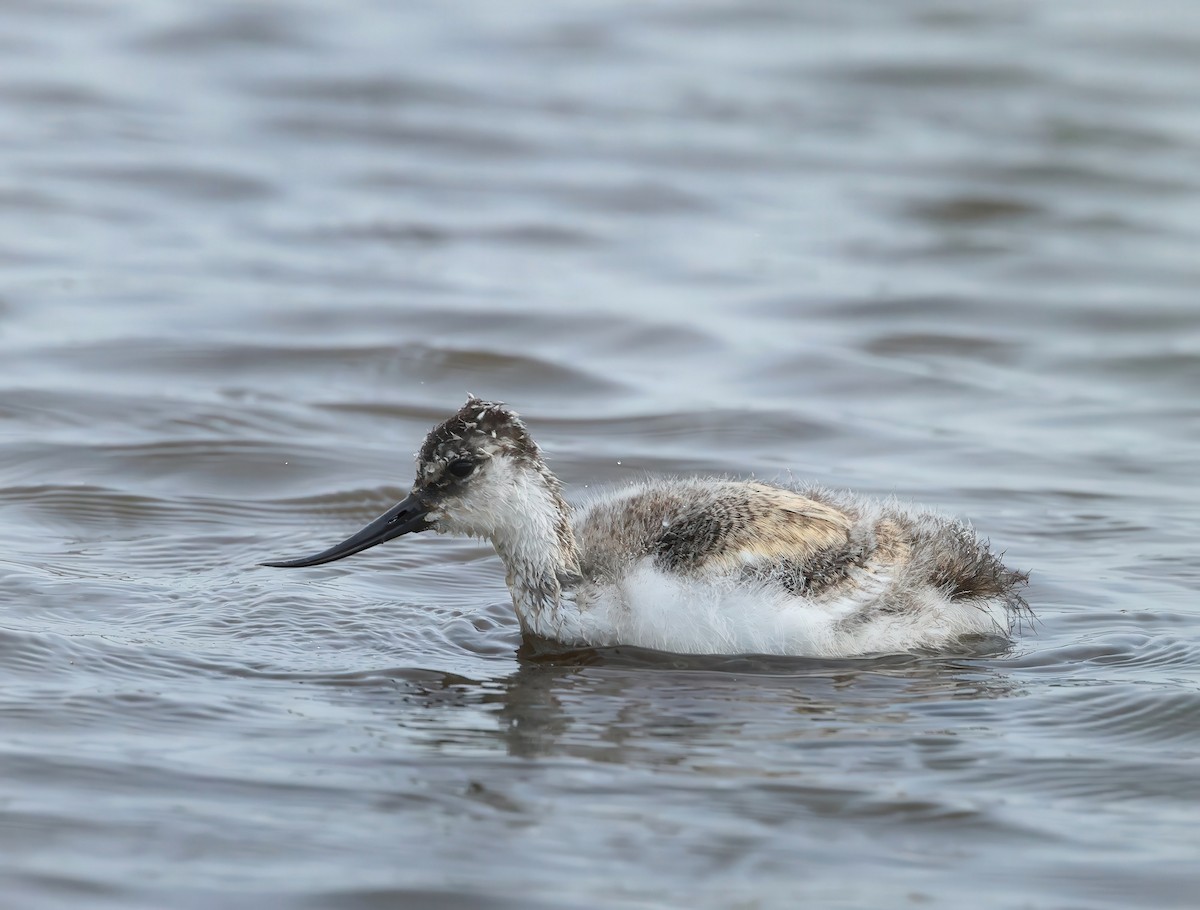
<box><xmin>482</xmin><ymin>639</ymin><xmax>1023</xmax><ymax>762</ymax></box>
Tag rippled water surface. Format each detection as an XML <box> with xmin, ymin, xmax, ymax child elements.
<box><xmin>2</xmin><ymin>1</ymin><xmax>1198</xmax><ymax>907</ymax></box>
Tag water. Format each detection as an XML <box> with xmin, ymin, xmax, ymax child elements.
<box><xmin>1</xmin><ymin>1</ymin><xmax>1198</xmax><ymax>907</ymax></box>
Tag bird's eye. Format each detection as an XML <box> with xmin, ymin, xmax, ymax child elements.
<box><xmin>447</xmin><ymin>458</ymin><xmax>475</xmax><ymax>479</ymax></box>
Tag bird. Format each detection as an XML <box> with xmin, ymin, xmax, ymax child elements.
<box><xmin>264</xmin><ymin>397</ymin><xmax>1030</xmax><ymax>658</ymax></box>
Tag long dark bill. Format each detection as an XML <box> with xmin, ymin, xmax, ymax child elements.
<box><xmin>261</xmin><ymin>491</ymin><xmax>432</xmax><ymax>568</ymax></box>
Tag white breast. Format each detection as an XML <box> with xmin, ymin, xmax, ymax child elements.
<box><xmin>563</xmin><ymin>558</ymin><xmax>1010</xmax><ymax>658</ymax></box>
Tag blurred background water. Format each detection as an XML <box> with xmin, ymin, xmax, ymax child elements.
<box><xmin>1</xmin><ymin>1</ymin><xmax>1198</xmax><ymax>907</ymax></box>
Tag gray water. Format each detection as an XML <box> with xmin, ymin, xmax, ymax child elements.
<box><xmin>2</xmin><ymin>1</ymin><xmax>1198</xmax><ymax>907</ymax></box>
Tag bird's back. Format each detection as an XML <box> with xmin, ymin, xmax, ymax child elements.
<box><xmin>567</xmin><ymin>478</ymin><xmax>1028</xmax><ymax>656</ymax></box>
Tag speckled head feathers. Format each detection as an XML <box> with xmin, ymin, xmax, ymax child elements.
<box><xmin>415</xmin><ymin>397</ymin><xmax>540</xmax><ymax>483</ymax></box>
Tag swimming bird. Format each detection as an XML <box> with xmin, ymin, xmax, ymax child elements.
<box><xmin>264</xmin><ymin>397</ymin><xmax>1029</xmax><ymax>657</ymax></box>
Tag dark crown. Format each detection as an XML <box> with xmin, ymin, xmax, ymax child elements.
<box><xmin>417</xmin><ymin>397</ymin><xmax>539</xmax><ymax>468</ymax></box>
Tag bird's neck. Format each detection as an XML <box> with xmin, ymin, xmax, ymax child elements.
<box><xmin>490</xmin><ymin>468</ymin><xmax>582</xmax><ymax>640</ymax></box>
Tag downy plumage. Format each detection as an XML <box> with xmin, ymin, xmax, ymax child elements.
<box><xmin>265</xmin><ymin>397</ymin><xmax>1029</xmax><ymax>657</ymax></box>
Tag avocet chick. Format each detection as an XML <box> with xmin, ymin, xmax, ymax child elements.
<box><xmin>264</xmin><ymin>397</ymin><xmax>1029</xmax><ymax>657</ymax></box>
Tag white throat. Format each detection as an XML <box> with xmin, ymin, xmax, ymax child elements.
<box><xmin>441</xmin><ymin>457</ymin><xmax>581</xmax><ymax>639</ymax></box>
